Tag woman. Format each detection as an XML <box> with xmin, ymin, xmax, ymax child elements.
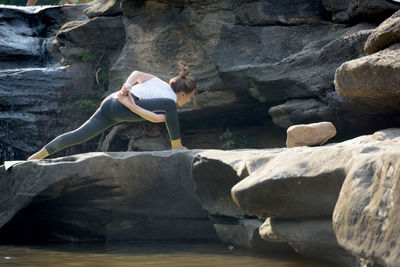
<box><xmin>27</xmin><ymin>64</ymin><xmax>197</xmax><ymax>160</ymax></box>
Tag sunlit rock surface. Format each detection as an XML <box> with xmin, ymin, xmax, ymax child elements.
<box><xmin>335</xmin><ymin>43</ymin><xmax>400</xmax><ymax>110</ymax></box>
<box><xmin>364</xmin><ymin>9</ymin><xmax>400</xmax><ymax>54</ymax></box>
<box><xmin>333</xmin><ymin>130</ymin><xmax>400</xmax><ymax>266</ymax></box>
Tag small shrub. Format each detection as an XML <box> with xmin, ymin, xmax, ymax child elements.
<box><xmin>219</xmin><ymin>128</ymin><xmax>250</xmax><ymax>150</ymax></box>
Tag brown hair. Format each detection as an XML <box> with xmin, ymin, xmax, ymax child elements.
<box><xmin>169</xmin><ymin>62</ymin><xmax>198</xmax><ymax>107</ymax></box>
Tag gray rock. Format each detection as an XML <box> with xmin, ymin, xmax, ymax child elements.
<box><xmin>260</xmin><ymin>218</ymin><xmax>357</xmax><ymax>266</ymax></box>
<box><xmin>214</xmin><ymin>219</ymin><xmax>292</xmax><ymax>252</ymax></box>
<box><xmin>56</xmin><ymin>16</ymin><xmax>125</xmax><ymax>60</ymax></box>
<box><xmin>0</xmin><ymin>5</ymin><xmax>100</xmax><ymax>162</ymax></box>
<box><xmin>322</xmin><ymin>0</ymin><xmax>399</xmax><ymax>23</ymax></box>
<box><xmin>333</xmin><ymin>130</ymin><xmax>400</xmax><ymax>266</ymax></box>
<box><xmin>0</xmin><ymin>151</ymin><xmax>217</xmax><ymax>242</ymax></box>
<box><xmin>235</xmin><ymin>0</ymin><xmax>329</xmax><ymax>26</ymax></box>
<box><xmin>268</xmin><ymin>99</ymin><xmax>332</xmax><ymax>128</ymax></box>
<box><xmin>192</xmin><ymin>150</ymin><xmax>259</xmax><ymax>218</ymax></box>
<box><xmin>0</xmin><ymin>11</ymin><xmax>42</xmax><ymax>64</ymax></box>
<box><xmin>365</xmin><ymin>9</ymin><xmax>400</xmax><ymax>54</ymax></box>
<box><xmin>128</xmin><ymin>137</ymin><xmax>170</xmax><ymax>151</ymax></box>
<box><xmin>231</xmin><ymin>147</ymin><xmax>348</xmax><ymax>219</ymax></box>
<box><xmin>110</xmin><ymin>1</ymin><xmax>229</xmax><ymax>94</ymax></box>
<box><xmin>215</xmin><ymin>22</ymin><xmax>375</xmax><ymax>129</ymax></box>
<box><xmin>335</xmin><ymin>43</ymin><xmax>400</xmax><ymax>110</ymax></box>
<box><xmin>0</xmin><ymin>67</ymin><xmax>72</xmax><ymax>153</ymax></box>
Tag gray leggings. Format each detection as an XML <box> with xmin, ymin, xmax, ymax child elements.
<box><xmin>45</xmin><ymin>94</ymin><xmax>180</xmax><ymax>155</ymax></box>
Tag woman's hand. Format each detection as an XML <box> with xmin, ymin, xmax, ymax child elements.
<box><xmin>118</xmin><ymin>83</ymin><xmax>130</xmax><ymax>96</ymax></box>
<box><xmin>117</xmin><ymin>85</ymin><xmax>166</xmax><ymax>123</ymax></box>
<box><xmin>117</xmin><ymin>90</ymin><xmax>137</xmax><ymax>111</ymax></box>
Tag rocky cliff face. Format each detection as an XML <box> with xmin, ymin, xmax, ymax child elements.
<box><xmin>0</xmin><ymin>5</ymin><xmax>98</xmax><ymax>163</ymax></box>
<box><xmin>1</xmin><ymin>0</ymin><xmax>400</xmax><ymax>164</ymax></box>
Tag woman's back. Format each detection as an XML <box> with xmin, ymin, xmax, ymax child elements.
<box><xmin>130</xmin><ymin>77</ymin><xmax>177</xmax><ymax>102</ymax></box>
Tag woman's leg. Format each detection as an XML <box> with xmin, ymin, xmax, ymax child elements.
<box><xmin>28</xmin><ymin>104</ymin><xmax>118</xmax><ymax>160</ymax></box>
<box><xmin>44</xmin><ymin>110</ymin><xmax>117</xmax><ymax>156</ymax></box>
<box><xmin>101</xmin><ymin>95</ymin><xmax>181</xmax><ymax>141</ymax></box>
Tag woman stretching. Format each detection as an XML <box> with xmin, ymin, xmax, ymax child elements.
<box><xmin>28</xmin><ymin>64</ymin><xmax>197</xmax><ymax>160</ymax></box>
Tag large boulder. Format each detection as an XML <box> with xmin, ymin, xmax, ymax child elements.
<box><xmin>231</xmin><ymin>129</ymin><xmax>400</xmax><ymax>219</ymax></box>
<box><xmin>230</xmin><ymin>146</ymin><xmax>348</xmax><ymax>219</ymax></box>
<box><xmin>365</xmin><ymin>9</ymin><xmax>400</xmax><ymax>54</ymax></box>
<box><xmin>335</xmin><ymin>43</ymin><xmax>400</xmax><ymax>110</ymax></box>
<box><xmin>0</xmin><ymin>151</ymin><xmax>217</xmax><ymax>242</ymax></box>
<box><xmin>56</xmin><ymin>16</ymin><xmax>125</xmax><ymax>61</ymax></box>
<box><xmin>333</xmin><ymin>130</ymin><xmax>400</xmax><ymax>266</ymax></box>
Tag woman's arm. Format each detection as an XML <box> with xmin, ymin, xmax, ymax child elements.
<box><xmin>125</xmin><ymin>71</ymin><xmax>156</xmax><ymax>87</ymax></box>
<box><xmin>117</xmin><ymin>91</ymin><xmax>166</xmax><ymax>123</ymax></box>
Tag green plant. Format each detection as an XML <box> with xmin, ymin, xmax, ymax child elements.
<box><xmin>220</xmin><ymin>128</ymin><xmax>235</xmax><ymax>150</ymax></box>
<box><xmin>74</xmin><ymin>98</ymin><xmax>97</xmax><ymax>113</ymax></box>
<box><xmin>219</xmin><ymin>128</ymin><xmax>250</xmax><ymax>150</ymax></box>
<box><xmin>80</xmin><ymin>51</ymin><xmax>94</xmax><ymax>63</ymax></box>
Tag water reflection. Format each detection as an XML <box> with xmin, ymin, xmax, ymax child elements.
<box><xmin>0</xmin><ymin>242</ymin><xmax>338</xmax><ymax>267</ymax></box>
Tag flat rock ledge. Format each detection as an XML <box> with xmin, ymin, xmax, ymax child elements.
<box><xmin>1</xmin><ymin>128</ymin><xmax>400</xmax><ymax>266</ymax></box>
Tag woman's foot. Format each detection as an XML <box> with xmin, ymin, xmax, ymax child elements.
<box><xmin>171</xmin><ymin>139</ymin><xmax>188</xmax><ymax>150</ymax></box>
<box><xmin>27</xmin><ymin>147</ymin><xmax>49</xmax><ymax>160</ymax></box>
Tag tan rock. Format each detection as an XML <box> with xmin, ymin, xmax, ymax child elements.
<box><xmin>335</xmin><ymin>43</ymin><xmax>400</xmax><ymax>110</ymax></box>
<box><xmin>364</xmin><ymin>9</ymin><xmax>400</xmax><ymax>54</ymax></box>
<box><xmin>286</xmin><ymin>122</ymin><xmax>337</xmax><ymax>148</ymax></box>
<box><xmin>333</xmin><ymin>150</ymin><xmax>400</xmax><ymax>266</ymax></box>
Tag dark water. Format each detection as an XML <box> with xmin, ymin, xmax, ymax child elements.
<box><xmin>0</xmin><ymin>242</ymin><xmax>338</xmax><ymax>267</ymax></box>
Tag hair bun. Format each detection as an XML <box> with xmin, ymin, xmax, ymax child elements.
<box><xmin>178</xmin><ymin>62</ymin><xmax>190</xmax><ymax>77</ymax></box>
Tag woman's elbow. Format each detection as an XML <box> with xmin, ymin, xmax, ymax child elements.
<box><xmin>156</xmin><ymin>114</ymin><xmax>166</xmax><ymax>123</ymax></box>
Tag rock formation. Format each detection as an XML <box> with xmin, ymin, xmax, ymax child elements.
<box><xmin>2</xmin><ymin>128</ymin><xmax>400</xmax><ymax>265</ymax></box>
<box><xmin>2</xmin><ymin>0</ymin><xmax>400</xmax><ymax>165</ymax></box>
<box><xmin>2</xmin><ymin>1</ymin><xmax>400</xmax><ymax>265</ymax></box>
<box><xmin>335</xmin><ymin>9</ymin><xmax>400</xmax><ymax>110</ymax></box>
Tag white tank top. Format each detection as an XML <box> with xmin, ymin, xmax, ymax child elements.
<box><xmin>130</xmin><ymin>77</ymin><xmax>177</xmax><ymax>102</ymax></box>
